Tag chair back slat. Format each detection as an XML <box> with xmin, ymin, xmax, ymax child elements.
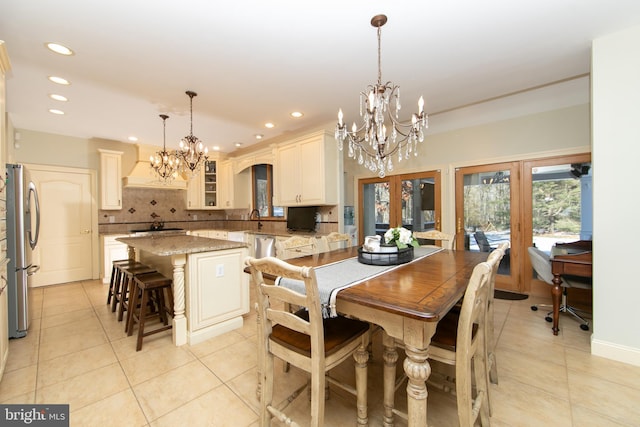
<box><xmin>318</xmin><ymin>232</ymin><xmax>351</xmax><ymax>252</ymax></box>
<box><xmin>247</xmin><ymin>256</ymin><xmax>324</xmax><ymax>343</ymax></box>
<box><xmin>413</xmin><ymin>230</ymin><xmax>455</xmax><ymax>250</ymax></box>
<box><xmin>276</xmin><ymin>236</ymin><xmax>319</xmax><ymax>260</ymax></box>
<box><xmin>266</xmin><ymin>308</ymin><xmax>312</xmax><ymax>336</ymax></box>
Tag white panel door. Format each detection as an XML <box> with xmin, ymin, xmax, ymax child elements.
<box><xmin>28</xmin><ymin>165</ymin><xmax>97</xmax><ymax>287</ymax></box>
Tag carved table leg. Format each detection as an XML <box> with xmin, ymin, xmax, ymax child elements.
<box><xmin>403</xmin><ymin>345</ymin><xmax>431</xmax><ymax>427</ymax></box>
<box><xmin>171</xmin><ymin>254</ymin><xmax>187</xmax><ymax>345</ymax></box>
<box><xmin>551</xmin><ymin>274</ymin><xmax>563</xmax><ymax>335</ymax></box>
<box><xmin>382</xmin><ymin>331</ymin><xmax>398</xmax><ymax>427</ymax></box>
<box><xmin>354</xmin><ymin>337</ymin><xmax>370</xmax><ymax>427</ymax></box>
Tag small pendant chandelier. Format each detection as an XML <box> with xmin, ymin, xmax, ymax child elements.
<box><xmin>150</xmin><ymin>114</ymin><xmax>181</xmax><ymax>182</ymax></box>
<box><xmin>177</xmin><ymin>90</ymin><xmax>209</xmax><ymax>174</ymax></box>
<box><xmin>335</xmin><ymin>14</ymin><xmax>428</xmax><ymax>178</ymax></box>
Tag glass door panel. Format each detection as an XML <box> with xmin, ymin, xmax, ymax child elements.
<box><xmin>456</xmin><ymin>162</ymin><xmax>519</xmax><ymax>291</ymax></box>
<box><xmin>360</xmin><ymin>179</ymin><xmax>391</xmax><ymax>239</ymax></box>
<box><xmin>523</xmin><ymin>154</ymin><xmax>591</xmax><ymax>292</ymax></box>
<box><xmin>359</xmin><ymin>171</ymin><xmax>441</xmax><ymax>245</ymax></box>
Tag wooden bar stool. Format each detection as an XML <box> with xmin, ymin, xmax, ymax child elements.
<box><xmin>107</xmin><ymin>259</ymin><xmax>143</xmax><ymax>308</ymax></box>
<box><xmin>126</xmin><ymin>272</ymin><xmax>173</xmax><ymax>351</ymax></box>
<box><xmin>116</xmin><ymin>264</ymin><xmax>157</xmax><ymax>322</ymax></box>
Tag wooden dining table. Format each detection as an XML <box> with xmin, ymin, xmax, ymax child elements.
<box><xmin>268</xmin><ymin>246</ymin><xmax>487</xmax><ymax>427</ymax></box>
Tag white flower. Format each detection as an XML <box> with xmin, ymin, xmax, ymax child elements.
<box><xmin>384</xmin><ymin>226</ymin><xmax>419</xmax><ymax>249</ymax></box>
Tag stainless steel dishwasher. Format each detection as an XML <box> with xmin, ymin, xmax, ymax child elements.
<box><xmin>254</xmin><ymin>235</ymin><xmax>276</xmax><ymax>258</ymax></box>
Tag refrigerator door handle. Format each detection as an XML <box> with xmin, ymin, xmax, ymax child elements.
<box><xmin>27</xmin><ymin>265</ymin><xmax>40</xmax><ymax>276</ymax></box>
<box><xmin>28</xmin><ymin>181</ymin><xmax>40</xmax><ymax>249</ymax></box>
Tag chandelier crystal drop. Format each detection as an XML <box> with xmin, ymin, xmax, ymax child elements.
<box><xmin>335</xmin><ymin>14</ymin><xmax>428</xmax><ymax>178</ymax></box>
<box><xmin>177</xmin><ymin>90</ymin><xmax>209</xmax><ymax>175</ymax></box>
<box><xmin>150</xmin><ymin>114</ymin><xmax>181</xmax><ymax>182</ymax></box>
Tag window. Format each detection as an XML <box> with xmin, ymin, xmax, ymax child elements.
<box><xmin>252</xmin><ymin>164</ymin><xmax>283</xmax><ymax>218</ymax></box>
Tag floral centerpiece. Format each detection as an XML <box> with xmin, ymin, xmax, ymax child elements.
<box><xmin>384</xmin><ymin>226</ymin><xmax>419</xmax><ymax>249</ymax></box>
<box><xmin>359</xmin><ymin>226</ymin><xmax>418</xmax><ymax>265</ymax></box>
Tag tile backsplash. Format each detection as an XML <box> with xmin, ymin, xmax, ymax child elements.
<box><xmin>98</xmin><ymin>187</ymin><xmax>338</xmax><ymax>236</ymax></box>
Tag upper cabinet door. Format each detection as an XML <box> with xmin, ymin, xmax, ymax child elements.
<box><xmin>274</xmin><ymin>130</ymin><xmax>338</xmax><ymax>206</ymax></box>
<box><xmin>98</xmin><ymin>149</ymin><xmax>123</xmax><ymax>210</ymax></box>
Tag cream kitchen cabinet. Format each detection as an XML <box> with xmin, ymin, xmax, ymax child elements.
<box><xmin>101</xmin><ymin>234</ymin><xmax>130</xmax><ymax>283</ymax></box>
<box><xmin>185</xmin><ymin>168</ymin><xmax>203</xmax><ymax>209</ymax></box>
<box><xmin>98</xmin><ymin>149</ymin><xmax>123</xmax><ymax>210</ymax></box>
<box><xmin>190</xmin><ymin>229</ymin><xmax>228</xmax><ymax>240</ymax></box>
<box><xmin>186</xmin><ymin>247</ymin><xmax>249</xmax><ymax>343</ymax></box>
<box><xmin>186</xmin><ymin>160</ymin><xmax>220</xmax><ymax>209</ymax></box>
<box><xmin>274</xmin><ymin>130</ymin><xmax>338</xmax><ymax>206</ymax></box>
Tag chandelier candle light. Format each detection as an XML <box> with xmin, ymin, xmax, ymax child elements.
<box><xmin>150</xmin><ymin>114</ymin><xmax>181</xmax><ymax>182</ymax></box>
<box><xmin>178</xmin><ymin>90</ymin><xmax>209</xmax><ymax>174</ymax></box>
<box><xmin>335</xmin><ymin>14</ymin><xmax>428</xmax><ymax>178</ymax></box>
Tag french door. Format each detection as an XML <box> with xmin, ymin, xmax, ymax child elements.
<box><xmin>455</xmin><ymin>162</ymin><xmax>521</xmax><ymax>292</ymax></box>
<box><xmin>523</xmin><ymin>153</ymin><xmax>591</xmax><ymax>293</ymax></box>
<box><xmin>455</xmin><ymin>153</ymin><xmax>591</xmax><ymax>293</ymax></box>
<box><xmin>358</xmin><ymin>170</ymin><xmax>441</xmax><ymax>245</ymax></box>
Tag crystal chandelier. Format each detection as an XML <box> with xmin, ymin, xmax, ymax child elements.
<box><xmin>335</xmin><ymin>14</ymin><xmax>428</xmax><ymax>178</ymax></box>
<box><xmin>177</xmin><ymin>90</ymin><xmax>208</xmax><ymax>174</ymax></box>
<box><xmin>150</xmin><ymin>114</ymin><xmax>181</xmax><ymax>182</ymax></box>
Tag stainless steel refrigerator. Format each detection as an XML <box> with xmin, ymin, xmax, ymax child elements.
<box><xmin>6</xmin><ymin>164</ymin><xmax>41</xmax><ymax>338</ymax></box>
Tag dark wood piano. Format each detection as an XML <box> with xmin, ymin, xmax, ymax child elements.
<box><xmin>550</xmin><ymin>240</ymin><xmax>592</xmax><ymax>335</ymax></box>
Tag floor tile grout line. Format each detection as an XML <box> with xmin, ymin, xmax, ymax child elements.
<box><xmin>84</xmin><ymin>279</ymin><xmax>153</xmax><ymax>425</ymax></box>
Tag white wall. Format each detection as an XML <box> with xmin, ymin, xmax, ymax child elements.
<box><xmin>591</xmin><ymin>24</ymin><xmax>640</xmax><ymax>366</ymax></box>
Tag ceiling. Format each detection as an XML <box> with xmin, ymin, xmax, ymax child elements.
<box><xmin>2</xmin><ymin>1</ymin><xmax>640</xmax><ymax>154</ymax></box>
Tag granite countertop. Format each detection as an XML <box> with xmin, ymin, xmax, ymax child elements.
<box><xmin>117</xmin><ymin>235</ymin><xmax>247</xmax><ymax>256</ymax></box>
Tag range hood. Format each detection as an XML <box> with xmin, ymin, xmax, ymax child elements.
<box><xmin>123</xmin><ymin>144</ymin><xmax>188</xmax><ymax>189</ymax></box>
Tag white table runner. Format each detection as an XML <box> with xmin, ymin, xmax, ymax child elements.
<box><xmin>276</xmin><ymin>246</ymin><xmax>443</xmax><ymax>317</ymax></box>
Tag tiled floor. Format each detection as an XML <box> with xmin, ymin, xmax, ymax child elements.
<box><xmin>1</xmin><ymin>279</ymin><xmax>639</xmax><ymax>426</ymax></box>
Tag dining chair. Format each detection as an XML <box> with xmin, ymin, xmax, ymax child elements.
<box><xmin>246</xmin><ymin>256</ymin><xmax>370</xmax><ymax>427</ymax></box>
<box><xmin>429</xmin><ymin>260</ymin><xmax>493</xmax><ymax>426</ymax></box>
<box><xmin>412</xmin><ymin>229</ymin><xmax>456</xmax><ymax>250</ymax></box>
<box><xmin>485</xmin><ymin>242</ymin><xmax>509</xmax><ymax>386</ymax></box>
<box><xmin>275</xmin><ymin>235</ymin><xmax>319</xmax><ymax>260</ymax></box>
<box><xmin>528</xmin><ymin>246</ymin><xmax>591</xmax><ymax>331</ymax></box>
<box><xmin>383</xmin><ymin>260</ymin><xmax>494</xmax><ymax>427</ymax></box>
<box><xmin>317</xmin><ymin>232</ymin><xmax>351</xmax><ymax>253</ymax></box>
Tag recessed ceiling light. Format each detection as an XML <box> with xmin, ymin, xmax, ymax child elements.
<box><xmin>48</xmin><ymin>76</ymin><xmax>70</xmax><ymax>85</ymax></box>
<box><xmin>128</xmin><ymin>136</ymin><xmax>138</xmax><ymax>142</ymax></box>
<box><xmin>264</xmin><ymin>122</ymin><xmax>275</xmax><ymax>129</ymax></box>
<box><xmin>234</xmin><ymin>142</ymin><xmax>242</xmax><ymax>147</ymax></box>
<box><xmin>255</xmin><ymin>134</ymin><xmax>263</xmax><ymax>140</ymax></box>
<box><xmin>212</xmin><ymin>146</ymin><xmax>220</xmax><ymax>151</ymax></box>
<box><xmin>290</xmin><ymin>111</ymin><xmax>303</xmax><ymax>118</ymax></box>
<box><xmin>48</xmin><ymin>109</ymin><xmax>65</xmax><ymax>115</ymax></box>
<box><xmin>49</xmin><ymin>93</ymin><xmax>68</xmax><ymax>102</ymax></box>
<box><xmin>45</xmin><ymin>42</ymin><xmax>74</xmax><ymax>56</ymax></box>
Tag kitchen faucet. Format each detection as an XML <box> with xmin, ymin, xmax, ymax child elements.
<box><xmin>249</xmin><ymin>209</ymin><xmax>263</xmax><ymax>230</ymax></box>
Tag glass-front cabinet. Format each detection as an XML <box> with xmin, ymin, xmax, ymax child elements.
<box><xmin>203</xmin><ymin>160</ymin><xmax>217</xmax><ymax>207</ymax></box>
<box><xmin>185</xmin><ymin>158</ymin><xmax>251</xmax><ymax>210</ymax></box>
<box><xmin>186</xmin><ymin>159</ymin><xmax>218</xmax><ymax>210</ymax></box>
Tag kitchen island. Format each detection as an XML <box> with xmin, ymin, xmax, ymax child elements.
<box><xmin>117</xmin><ymin>234</ymin><xmax>249</xmax><ymax>346</ymax></box>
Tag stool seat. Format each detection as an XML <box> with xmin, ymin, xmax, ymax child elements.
<box><xmin>107</xmin><ymin>259</ymin><xmax>143</xmax><ymax>307</ymax></box>
<box><xmin>127</xmin><ymin>272</ymin><xmax>174</xmax><ymax>351</ymax></box>
<box><xmin>116</xmin><ymin>264</ymin><xmax>157</xmax><ymax>322</ymax></box>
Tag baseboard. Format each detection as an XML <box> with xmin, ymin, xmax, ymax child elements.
<box><xmin>591</xmin><ymin>337</ymin><xmax>640</xmax><ymax>367</ymax></box>
<box><xmin>187</xmin><ymin>316</ymin><xmax>243</xmax><ymax>345</ymax></box>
